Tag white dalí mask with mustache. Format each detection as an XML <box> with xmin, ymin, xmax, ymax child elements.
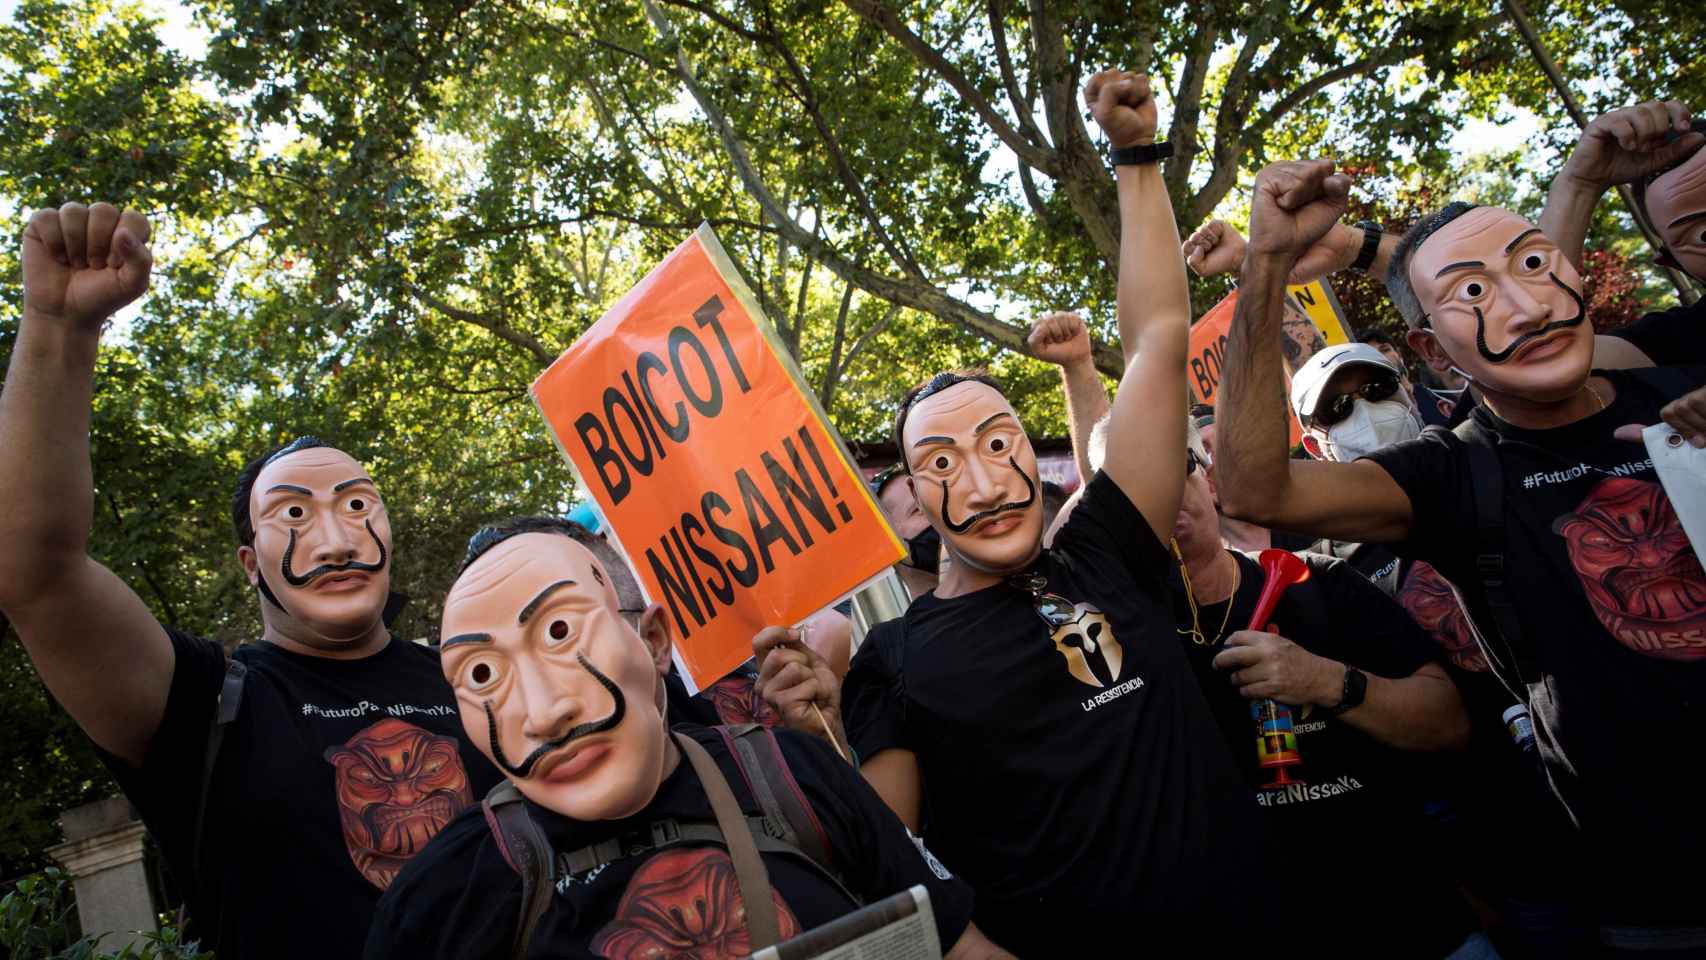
<box><xmin>1321</xmin><ymin>399</ymin><xmax>1422</xmax><ymax>462</ymax></box>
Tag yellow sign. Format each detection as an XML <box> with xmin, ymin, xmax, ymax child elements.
<box><xmin>1286</xmin><ymin>280</ymin><xmax>1350</xmax><ymax>346</ymax></box>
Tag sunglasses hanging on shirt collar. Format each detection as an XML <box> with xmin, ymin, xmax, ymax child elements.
<box><xmin>1009</xmin><ymin>573</ymin><xmax>1078</xmax><ymax>632</ymax></box>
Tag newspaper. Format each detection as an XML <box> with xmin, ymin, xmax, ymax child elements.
<box><xmin>1646</xmin><ymin>422</ymin><xmax>1706</xmax><ymax>556</ymax></box>
<box><xmin>747</xmin><ymin>885</ymin><xmax>941</xmax><ymax>960</ymax></box>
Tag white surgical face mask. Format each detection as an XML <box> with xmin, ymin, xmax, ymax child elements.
<box><xmin>1320</xmin><ymin>398</ymin><xmax>1422</xmax><ymax>462</ymax></box>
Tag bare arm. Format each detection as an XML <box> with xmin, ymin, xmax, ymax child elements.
<box><xmin>1214</xmin><ymin>162</ymin><xmax>1413</xmax><ymax>542</ymax></box>
<box><xmin>1085</xmin><ymin>70</ymin><xmax>1189</xmax><ymax>538</ymax></box>
<box><xmin>1539</xmin><ymin>101</ymin><xmax>1699</xmax><ymax>268</ymax></box>
<box><xmin>946</xmin><ymin>924</ymin><xmax>1020</xmax><ymax>960</ymax></box>
<box><xmin>1214</xmin><ymin>634</ymin><xmax>1468</xmax><ymax>752</ymax></box>
<box><xmin>0</xmin><ymin>203</ymin><xmax>171</xmax><ymax>766</ymax></box>
<box><xmin>1182</xmin><ymin>217</ymin><xmax>1399</xmax><ymax>287</ymax></box>
<box><xmin>1027</xmin><ymin>311</ymin><xmax>1110</xmax><ymax>482</ymax></box>
<box><xmin>859</xmin><ymin>748</ymin><xmax>921</xmax><ymax>833</ymax></box>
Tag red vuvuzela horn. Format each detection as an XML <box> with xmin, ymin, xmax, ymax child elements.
<box><xmin>1245</xmin><ymin>548</ymin><xmax>1310</xmax><ymax>632</ymax></box>
<box><xmin>1246</xmin><ymin>549</ymin><xmax>1311</xmax><ymax>789</ymax></box>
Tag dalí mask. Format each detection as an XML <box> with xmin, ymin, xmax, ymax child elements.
<box><xmin>247</xmin><ymin>447</ymin><xmax>393</xmax><ymax>637</ymax></box>
<box><xmin>441</xmin><ymin>530</ymin><xmax>672</xmax><ymax>821</ymax></box>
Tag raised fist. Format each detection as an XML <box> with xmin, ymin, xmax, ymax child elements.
<box><xmin>1182</xmin><ymin>221</ymin><xmax>1247</xmax><ymax>278</ymax></box>
<box><xmin>21</xmin><ymin>202</ymin><xmax>153</xmax><ymax>332</ymax></box>
<box><xmin>1561</xmin><ymin>101</ymin><xmax>1701</xmax><ymax>192</ymax></box>
<box><xmin>1083</xmin><ymin>70</ymin><xmax>1157</xmax><ymax>149</ymax></box>
<box><xmin>1027</xmin><ymin>311</ymin><xmax>1094</xmax><ymax>366</ymax></box>
<box><xmin>1246</xmin><ymin>160</ymin><xmax>1351</xmax><ymax>262</ymax></box>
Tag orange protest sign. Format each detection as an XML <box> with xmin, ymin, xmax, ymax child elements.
<box><xmin>1186</xmin><ymin>290</ymin><xmax>1304</xmax><ymax>448</ymax></box>
<box><xmin>532</xmin><ymin>225</ymin><xmax>904</xmax><ymax>693</ymax></box>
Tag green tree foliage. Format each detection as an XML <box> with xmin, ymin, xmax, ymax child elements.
<box><xmin>1</xmin><ymin>0</ymin><xmax>1703</xmax><ymax>882</ymax></box>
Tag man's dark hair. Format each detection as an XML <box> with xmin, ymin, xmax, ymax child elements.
<box><xmin>1189</xmin><ymin>402</ymin><xmax>1215</xmax><ymax>431</ymax></box>
<box><xmin>891</xmin><ymin>368</ymin><xmax>1006</xmax><ymax>469</ymax></box>
<box><xmin>1356</xmin><ymin>327</ymin><xmax>1395</xmax><ymax>347</ymax></box>
<box><xmin>1387</xmin><ymin>201</ymin><xmax>1481</xmax><ymax>329</ymax></box>
<box><xmin>231</xmin><ymin>436</ymin><xmax>334</xmax><ymax>546</ymax></box>
<box><xmin>461</xmin><ymin>516</ymin><xmax>601</xmax><ymax>575</ymax></box>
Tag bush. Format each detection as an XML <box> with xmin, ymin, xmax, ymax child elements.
<box><xmin>0</xmin><ymin>869</ymin><xmax>209</xmax><ymax>960</ymax></box>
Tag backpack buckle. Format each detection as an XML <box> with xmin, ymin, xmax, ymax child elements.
<box><xmin>650</xmin><ymin>820</ymin><xmax>681</xmax><ymax>848</ymax></box>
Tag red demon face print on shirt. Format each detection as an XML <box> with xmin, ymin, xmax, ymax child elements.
<box><xmin>1397</xmin><ymin>561</ymin><xmax>1489</xmax><ymax>672</ymax></box>
<box><xmin>1553</xmin><ymin>477</ymin><xmax>1706</xmax><ymax>661</ymax></box>
<box><xmin>591</xmin><ymin>847</ymin><xmax>800</xmax><ymax>959</ymax></box>
<box><xmin>323</xmin><ymin>718</ymin><xmax>473</xmax><ymax>889</ymax></box>
<box><xmin>703</xmin><ymin>675</ymin><xmax>780</xmax><ymax>728</ymax></box>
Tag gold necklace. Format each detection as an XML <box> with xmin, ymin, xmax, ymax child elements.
<box><xmin>1172</xmin><ymin>540</ymin><xmax>1241</xmax><ymax>646</ymax></box>
<box><xmin>1584</xmin><ymin>383</ymin><xmax>1605</xmax><ymax>413</ymax></box>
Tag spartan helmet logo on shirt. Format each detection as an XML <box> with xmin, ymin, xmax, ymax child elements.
<box><xmin>1553</xmin><ymin>477</ymin><xmax>1706</xmax><ymax>661</ymax></box>
<box><xmin>1049</xmin><ymin>603</ymin><xmax>1124</xmax><ymax>688</ymax></box>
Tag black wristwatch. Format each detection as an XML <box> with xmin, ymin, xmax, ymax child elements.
<box><xmin>1329</xmin><ymin>665</ymin><xmax>1367</xmax><ymax>715</ymax></box>
<box><xmin>1351</xmin><ymin>220</ymin><xmax>1383</xmax><ymax>274</ymax></box>
<box><xmin>1110</xmin><ymin>141</ymin><xmax>1175</xmax><ymax>167</ymax></box>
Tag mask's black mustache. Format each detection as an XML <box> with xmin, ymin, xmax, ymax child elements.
<box><xmin>1475</xmin><ymin>272</ymin><xmax>1585</xmax><ymax>365</ymax></box>
<box><xmin>486</xmin><ymin>653</ymin><xmax>626</xmax><ymax>778</ymax></box>
<box><xmin>941</xmin><ymin>456</ymin><xmax>1038</xmax><ymax>534</ymax></box>
<box><xmin>281</xmin><ymin>520</ymin><xmax>388</xmax><ymax>587</ymax></box>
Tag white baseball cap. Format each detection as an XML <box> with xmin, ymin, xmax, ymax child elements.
<box><xmin>1290</xmin><ymin>343</ymin><xmax>1401</xmax><ymax>421</ymax></box>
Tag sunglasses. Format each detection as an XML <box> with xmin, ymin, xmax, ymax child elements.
<box><xmin>1186</xmin><ymin>448</ymin><xmax>1208</xmax><ymax>477</ymax></box>
<box><xmin>1009</xmin><ymin>573</ymin><xmax>1078</xmax><ymax>632</ymax></box>
<box><xmin>1308</xmin><ymin>377</ymin><xmax>1400</xmax><ymax>428</ymax></box>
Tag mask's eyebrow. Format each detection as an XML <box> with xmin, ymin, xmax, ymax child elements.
<box><xmin>1503</xmin><ymin>227</ymin><xmax>1542</xmax><ymax>254</ymax></box>
<box><xmin>1669</xmin><ymin>211</ymin><xmax>1706</xmax><ymax>229</ymax></box>
<box><xmin>974</xmin><ymin>412</ymin><xmax>1016</xmax><ymax>434</ymax></box>
<box><xmin>264</xmin><ymin>483</ymin><xmax>313</xmax><ymax>496</ymax></box>
<box><xmin>912</xmin><ymin>435</ymin><xmax>955</xmax><ymax>449</ymax></box>
<box><xmin>333</xmin><ymin>477</ymin><xmax>376</xmax><ymax>493</ymax></box>
<box><xmin>1434</xmin><ymin>260</ymin><xmax>1484</xmax><ymax>279</ymax></box>
<box><xmin>519</xmin><ymin>579</ymin><xmax>577</xmax><ymax>625</ymax></box>
<box><xmin>442</xmin><ymin>632</ymin><xmax>492</xmax><ymax>649</ymax></box>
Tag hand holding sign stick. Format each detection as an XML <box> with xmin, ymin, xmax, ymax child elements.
<box><xmin>754</xmin><ymin>625</ymin><xmax>851</xmax><ymax>763</ymax></box>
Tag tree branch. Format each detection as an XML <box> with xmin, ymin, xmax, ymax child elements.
<box><xmin>838</xmin><ymin>0</ymin><xmax>1057</xmax><ymax>174</ymax></box>
<box><xmin>402</xmin><ymin>282</ymin><xmax>556</xmax><ymax>367</ymax></box>
<box><xmin>645</xmin><ymin>0</ymin><xmax>1126</xmax><ymax>374</ymax></box>
<box><xmin>1029</xmin><ymin>0</ymin><xmax>1118</xmax><ymax>269</ymax></box>
<box><xmin>988</xmin><ymin>0</ymin><xmax>1049</xmax><ymax>150</ymax></box>
<box><xmin>820</xmin><ymin>281</ymin><xmax>856</xmax><ymax>409</ymax></box>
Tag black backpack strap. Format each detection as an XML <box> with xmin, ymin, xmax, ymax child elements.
<box><xmin>557</xmin><ymin>818</ymin><xmax>811</xmax><ymax>877</ymax></box>
<box><xmin>193</xmin><ymin>657</ymin><xmax>247</xmax><ymax>893</ymax></box>
<box><xmin>1450</xmin><ymin>422</ymin><xmax>1539</xmax><ymax>700</ymax></box>
<box><xmin>718</xmin><ymin>725</ymin><xmax>836</xmax><ymax>871</ymax></box>
<box><xmin>481</xmin><ymin>780</ymin><xmax>554</xmax><ymax>960</ymax></box>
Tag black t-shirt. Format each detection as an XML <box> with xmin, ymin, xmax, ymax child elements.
<box><xmin>1305</xmin><ymin>537</ymin><xmax>1405</xmax><ymax>596</ymax></box>
<box><xmin>365</xmin><ymin>724</ymin><xmax>973</xmax><ymax>958</ymax></box>
<box><xmin>1609</xmin><ymin>297</ymin><xmax>1706</xmax><ymax>366</ymax></box>
<box><xmin>841</xmin><ymin>473</ymin><xmax>1274</xmax><ymax>956</ymax></box>
<box><xmin>96</xmin><ymin>630</ymin><xmax>502</xmax><ymax>958</ymax></box>
<box><xmin>1364</xmin><ymin>366</ymin><xmax>1706</xmax><ymax>925</ymax></box>
<box><xmin>1169</xmin><ymin>551</ymin><xmax>1474</xmax><ymax>958</ymax></box>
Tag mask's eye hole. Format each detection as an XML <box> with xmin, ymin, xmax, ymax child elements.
<box><xmin>470</xmin><ymin>663</ymin><xmax>494</xmax><ymax>687</ymax></box>
<box><xmin>1457</xmin><ymin>280</ymin><xmax>1485</xmax><ymax>301</ymax></box>
<box><xmin>934</xmin><ymin>455</ymin><xmax>950</xmax><ymax>470</ymax></box>
<box><xmin>547</xmin><ymin>619</ymin><xmax>570</xmax><ymax>644</ymax></box>
<box><xmin>349</xmin><ymin>498</ymin><xmax>365</xmax><ymax>511</ymax></box>
<box><xmin>990</xmin><ymin>436</ymin><xmax>1006</xmax><ymax>453</ymax></box>
<box><xmin>1522</xmin><ymin>252</ymin><xmax>1545</xmax><ymax>271</ymax></box>
<box><xmin>287</xmin><ymin>505</ymin><xmax>305</xmax><ymax>519</ymax></box>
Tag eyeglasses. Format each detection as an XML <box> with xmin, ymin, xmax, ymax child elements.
<box><xmin>1186</xmin><ymin>448</ymin><xmax>1208</xmax><ymax>477</ymax></box>
<box><xmin>1308</xmin><ymin>377</ymin><xmax>1400</xmax><ymax>428</ymax></box>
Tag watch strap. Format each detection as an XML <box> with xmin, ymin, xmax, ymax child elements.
<box><xmin>1328</xmin><ymin>665</ymin><xmax>1367</xmax><ymax>715</ymax></box>
<box><xmin>1351</xmin><ymin>220</ymin><xmax>1383</xmax><ymax>274</ymax></box>
<box><xmin>1110</xmin><ymin>141</ymin><xmax>1175</xmax><ymax>167</ymax></box>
